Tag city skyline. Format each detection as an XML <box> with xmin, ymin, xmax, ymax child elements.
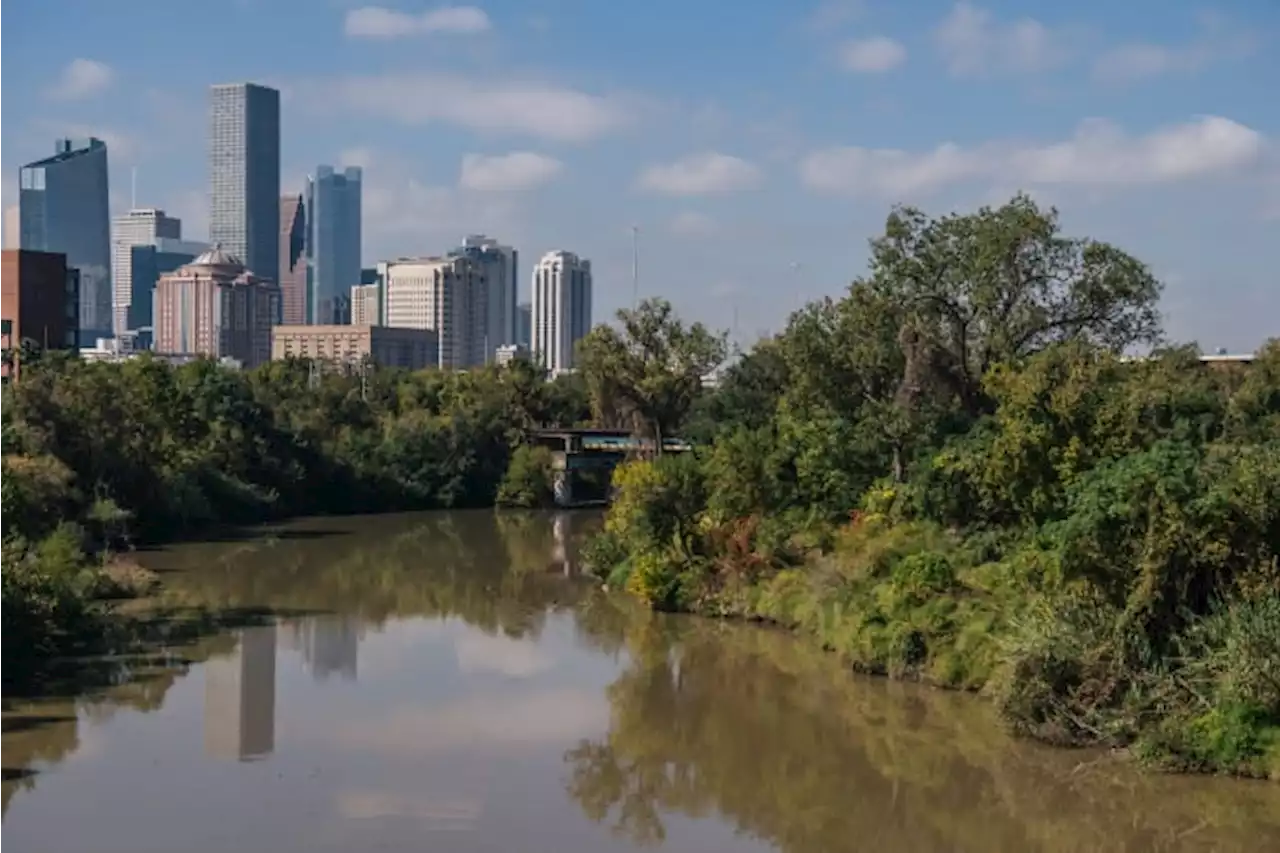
<box><xmin>2</xmin><ymin>1</ymin><xmax>1278</xmax><ymax>350</ymax></box>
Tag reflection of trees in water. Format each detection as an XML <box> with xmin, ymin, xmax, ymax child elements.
<box><xmin>564</xmin><ymin>612</ymin><xmax>1280</xmax><ymax>853</ymax></box>
<box><xmin>3</xmin><ymin>511</ymin><xmax>600</xmax><ymax>815</ymax></box>
<box><xmin>154</xmin><ymin>511</ymin><xmax>601</xmax><ymax>639</ymax></box>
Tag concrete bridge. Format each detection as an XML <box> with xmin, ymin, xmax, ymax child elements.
<box><xmin>528</xmin><ymin>428</ymin><xmax>693</xmax><ymax>508</ymax></box>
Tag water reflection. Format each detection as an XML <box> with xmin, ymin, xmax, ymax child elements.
<box><xmin>203</xmin><ymin>625</ymin><xmax>277</xmax><ymax>761</ymax></box>
<box><xmin>2</xmin><ymin>510</ymin><xmax>1278</xmax><ymax>853</ymax></box>
<box><xmin>281</xmin><ymin>615</ymin><xmax>362</xmax><ymax>682</ymax></box>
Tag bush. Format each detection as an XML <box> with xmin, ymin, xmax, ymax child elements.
<box><xmin>496</xmin><ymin>445</ymin><xmax>556</xmax><ymax>508</ymax></box>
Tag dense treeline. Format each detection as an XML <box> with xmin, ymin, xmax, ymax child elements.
<box><xmin>581</xmin><ymin>194</ymin><xmax>1280</xmax><ymax>778</ymax></box>
<box><xmin>1</xmin><ymin>354</ymin><xmax>589</xmax><ymax>685</ymax></box>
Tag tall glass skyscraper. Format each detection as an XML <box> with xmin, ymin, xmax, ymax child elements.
<box><xmin>19</xmin><ymin>138</ymin><xmax>111</xmax><ymax>345</ymax></box>
<box><xmin>305</xmin><ymin>165</ymin><xmax>361</xmax><ymax>324</ymax></box>
<box><xmin>209</xmin><ymin>83</ymin><xmax>280</xmax><ymax>281</ymax></box>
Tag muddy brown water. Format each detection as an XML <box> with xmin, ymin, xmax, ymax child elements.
<box><xmin>4</xmin><ymin>510</ymin><xmax>1278</xmax><ymax>852</ymax></box>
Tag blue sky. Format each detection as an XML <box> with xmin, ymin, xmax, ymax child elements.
<box><xmin>3</xmin><ymin>0</ymin><xmax>1278</xmax><ymax>349</ymax></box>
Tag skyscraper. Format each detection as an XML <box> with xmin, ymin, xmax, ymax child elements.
<box><xmin>278</xmin><ymin>194</ymin><xmax>306</xmax><ymax>324</ymax></box>
<box><xmin>456</xmin><ymin>234</ymin><xmax>517</xmax><ymax>360</ymax></box>
<box><xmin>19</xmin><ymin>138</ymin><xmax>111</xmax><ymax>345</ymax></box>
<box><xmin>209</xmin><ymin>83</ymin><xmax>280</xmax><ymax>280</ymax></box>
<box><xmin>111</xmin><ymin>209</ymin><xmax>182</xmax><ymax>335</ymax></box>
<box><xmin>531</xmin><ymin>251</ymin><xmax>592</xmax><ymax>375</ymax></box>
<box><xmin>306</xmin><ymin>165</ymin><xmax>361</xmax><ymax>324</ymax></box>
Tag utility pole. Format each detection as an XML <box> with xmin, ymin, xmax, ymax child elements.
<box><xmin>631</xmin><ymin>224</ymin><xmax>639</xmax><ymax>310</ymax></box>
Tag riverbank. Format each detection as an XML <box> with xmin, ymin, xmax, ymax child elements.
<box><xmin>583</xmin><ymin>340</ymin><xmax>1280</xmax><ymax>781</ymax></box>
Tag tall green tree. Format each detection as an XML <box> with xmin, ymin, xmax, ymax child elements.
<box><xmin>577</xmin><ymin>298</ymin><xmax>727</xmax><ymax>446</ymax></box>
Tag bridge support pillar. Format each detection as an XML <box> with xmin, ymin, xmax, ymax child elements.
<box><xmin>553</xmin><ymin>470</ymin><xmax>574</xmax><ymax>508</ymax></box>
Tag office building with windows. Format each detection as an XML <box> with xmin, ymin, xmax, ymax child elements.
<box><xmin>19</xmin><ymin>138</ymin><xmax>111</xmax><ymax>345</ymax></box>
<box><xmin>1</xmin><ymin>249</ymin><xmax>79</xmax><ymax>381</ymax></box>
<box><xmin>278</xmin><ymin>194</ymin><xmax>306</xmax><ymax>325</ymax></box>
<box><xmin>531</xmin><ymin>251</ymin><xmax>592</xmax><ymax>375</ymax></box>
<box><xmin>128</xmin><ymin>238</ymin><xmax>208</xmax><ymax>334</ymax></box>
<box><xmin>306</xmin><ymin>166</ymin><xmax>361</xmax><ymax>324</ymax></box>
<box><xmin>210</xmin><ymin>83</ymin><xmax>280</xmax><ymax>284</ymax></box>
<box><xmin>153</xmin><ymin>245</ymin><xmax>279</xmax><ymax>368</ymax></box>
<box><xmin>381</xmin><ymin>256</ymin><xmax>487</xmax><ymax>369</ymax></box>
<box><xmin>455</xmin><ymin>234</ymin><xmax>517</xmax><ymax>361</ymax></box>
<box><xmin>111</xmin><ymin>209</ymin><xmax>186</xmax><ymax>335</ymax></box>
<box><xmin>517</xmin><ymin>301</ymin><xmax>532</xmax><ymax>350</ymax></box>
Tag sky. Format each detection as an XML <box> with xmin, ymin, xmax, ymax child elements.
<box><xmin>2</xmin><ymin>0</ymin><xmax>1278</xmax><ymax>350</ymax></box>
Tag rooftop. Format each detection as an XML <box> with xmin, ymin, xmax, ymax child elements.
<box><xmin>22</xmin><ymin>138</ymin><xmax>106</xmax><ymax>170</ymax></box>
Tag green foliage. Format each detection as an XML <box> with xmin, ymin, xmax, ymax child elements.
<box><xmin>583</xmin><ymin>194</ymin><xmax>1280</xmax><ymax>778</ymax></box>
<box><xmin>1</xmin><ymin>354</ymin><xmax>590</xmax><ymax>685</ymax></box>
<box><xmin>497</xmin><ymin>445</ymin><xmax>556</xmax><ymax>508</ymax></box>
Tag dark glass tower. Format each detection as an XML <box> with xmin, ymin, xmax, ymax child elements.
<box><xmin>210</xmin><ymin>83</ymin><xmax>280</xmax><ymax>281</ymax></box>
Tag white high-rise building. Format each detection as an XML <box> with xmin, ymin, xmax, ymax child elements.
<box><xmin>381</xmin><ymin>256</ymin><xmax>487</xmax><ymax>369</ymax></box>
<box><xmin>531</xmin><ymin>250</ymin><xmax>592</xmax><ymax>375</ymax></box>
<box><xmin>111</xmin><ymin>209</ymin><xmax>182</xmax><ymax>335</ymax></box>
<box><xmin>457</xmin><ymin>235</ymin><xmax>517</xmax><ymax>360</ymax></box>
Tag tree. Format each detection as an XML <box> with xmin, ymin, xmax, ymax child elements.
<box><xmin>863</xmin><ymin>193</ymin><xmax>1163</xmax><ymax>415</ymax></box>
<box><xmin>577</xmin><ymin>299</ymin><xmax>727</xmax><ymax>448</ymax></box>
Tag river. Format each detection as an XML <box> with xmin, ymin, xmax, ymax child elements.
<box><xmin>3</xmin><ymin>511</ymin><xmax>1278</xmax><ymax>852</ymax></box>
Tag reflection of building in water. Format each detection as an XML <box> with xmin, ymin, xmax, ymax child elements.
<box><xmin>300</xmin><ymin>615</ymin><xmax>360</xmax><ymax>681</ymax></box>
<box><xmin>552</xmin><ymin>512</ymin><xmax>577</xmax><ymax>576</ymax></box>
<box><xmin>204</xmin><ymin>624</ymin><xmax>277</xmax><ymax>761</ymax></box>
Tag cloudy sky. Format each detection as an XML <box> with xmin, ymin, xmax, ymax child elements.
<box><xmin>3</xmin><ymin>0</ymin><xmax>1277</xmax><ymax>349</ymax></box>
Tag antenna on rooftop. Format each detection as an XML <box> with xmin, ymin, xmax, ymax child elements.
<box><xmin>131</xmin><ymin>167</ymin><xmax>138</xmax><ymax>210</ymax></box>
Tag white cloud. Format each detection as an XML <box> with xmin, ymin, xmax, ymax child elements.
<box><xmin>933</xmin><ymin>2</ymin><xmax>1068</xmax><ymax>77</ymax></box>
<box><xmin>48</xmin><ymin>58</ymin><xmax>114</xmax><ymax>100</ymax></box>
<box><xmin>313</xmin><ymin>73</ymin><xmax>631</xmax><ymax>143</ymax></box>
<box><xmin>336</xmin><ymin>790</ymin><xmax>482</xmax><ymax>828</ymax></box>
<box><xmin>332</xmin><ymin>689</ymin><xmax>608</xmax><ymax>754</ymax></box>
<box><xmin>800</xmin><ymin>116</ymin><xmax>1265</xmax><ymax>198</ymax></box>
<box><xmin>344</xmin><ymin>5</ymin><xmax>491</xmax><ymax>38</ymax></box>
<box><xmin>453</xmin><ymin>631</ymin><xmax>554</xmax><ymax>676</ymax></box>
<box><xmin>838</xmin><ymin>36</ymin><xmax>907</xmax><ymax>73</ymax></box>
<box><xmin>637</xmin><ymin>152</ymin><xmax>762</xmax><ymax>196</ymax></box>
<box><xmin>459</xmin><ymin>151</ymin><xmax>564</xmax><ymax>192</ymax></box>
<box><xmin>668</xmin><ymin>210</ymin><xmax>719</xmax><ymax>237</ymax></box>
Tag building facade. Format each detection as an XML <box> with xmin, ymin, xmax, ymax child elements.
<box><xmin>3</xmin><ymin>206</ymin><xmax>18</xmax><ymax>249</ymax></box>
<box><xmin>210</xmin><ymin>83</ymin><xmax>281</xmax><ymax>284</ymax></box>
<box><xmin>19</xmin><ymin>138</ymin><xmax>111</xmax><ymax>345</ymax></box>
<box><xmin>382</xmin><ymin>257</ymin><xmax>487</xmax><ymax>369</ymax></box>
<box><xmin>153</xmin><ymin>245</ymin><xmax>279</xmax><ymax>368</ymax></box>
<box><xmin>110</xmin><ymin>209</ymin><xmax>191</xmax><ymax>335</ymax></box>
<box><xmin>350</xmin><ymin>283</ymin><xmax>380</xmax><ymax>326</ymax></box>
<box><xmin>271</xmin><ymin>324</ymin><xmax>437</xmax><ymax>370</ymax></box>
<box><xmin>456</xmin><ymin>234</ymin><xmax>517</xmax><ymax>360</ymax></box>
<box><xmin>278</xmin><ymin>194</ymin><xmax>307</xmax><ymax>325</ymax></box>
<box><xmin>128</xmin><ymin>238</ymin><xmax>208</xmax><ymax>334</ymax></box>
<box><xmin>306</xmin><ymin>166</ymin><xmax>361</xmax><ymax>324</ymax></box>
<box><xmin>517</xmin><ymin>301</ymin><xmax>532</xmax><ymax>350</ymax></box>
<box><xmin>531</xmin><ymin>250</ymin><xmax>592</xmax><ymax>375</ymax></box>
<box><xmin>1</xmin><ymin>249</ymin><xmax>79</xmax><ymax>381</ymax></box>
